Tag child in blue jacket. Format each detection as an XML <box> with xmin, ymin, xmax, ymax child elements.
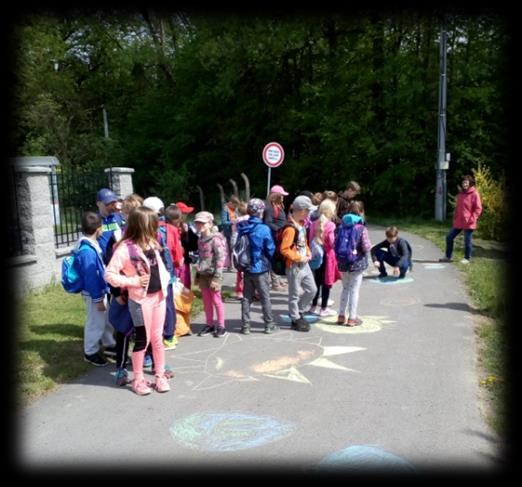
<box><xmin>76</xmin><ymin>212</ymin><xmax>116</xmax><ymax>366</ymax></box>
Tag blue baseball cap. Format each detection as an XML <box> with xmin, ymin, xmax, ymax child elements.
<box><xmin>96</xmin><ymin>188</ymin><xmax>118</xmax><ymax>204</ymax></box>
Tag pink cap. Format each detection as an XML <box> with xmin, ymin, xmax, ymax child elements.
<box><xmin>270</xmin><ymin>184</ymin><xmax>289</xmax><ymax>195</ymax></box>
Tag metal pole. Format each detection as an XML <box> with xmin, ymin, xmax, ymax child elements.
<box><xmin>229</xmin><ymin>178</ymin><xmax>239</xmax><ymax>198</ymax></box>
<box><xmin>102</xmin><ymin>105</ymin><xmax>109</xmax><ymax>139</ymax></box>
<box><xmin>435</xmin><ymin>22</ymin><xmax>447</xmax><ymax>221</ymax></box>
<box><xmin>266</xmin><ymin>167</ymin><xmax>271</xmax><ymax>199</ymax></box>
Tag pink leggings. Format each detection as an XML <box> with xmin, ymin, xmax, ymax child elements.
<box><xmin>129</xmin><ymin>291</ymin><xmax>166</xmax><ymax>381</ymax></box>
<box><xmin>201</xmin><ymin>288</ymin><xmax>225</xmax><ymax>327</ymax></box>
<box><xmin>235</xmin><ymin>271</ymin><xmax>244</xmax><ymax>294</ymax></box>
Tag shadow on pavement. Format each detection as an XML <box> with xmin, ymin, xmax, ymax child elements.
<box><xmin>424</xmin><ymin>302</ymin><xmax>485</xmax><ymax>315</ymax></box>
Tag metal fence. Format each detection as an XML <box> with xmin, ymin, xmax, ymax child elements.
<box><xmin>51</xmin><ymin>166</ymin><xmax>113</xmax><ymax>248</ymax></box>
<box><xmin>7</xmin><ymin>165</ymin><xmax>25</xmax><ymax>258</ymax></box>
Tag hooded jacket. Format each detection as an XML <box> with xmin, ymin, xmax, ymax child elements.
<box><xmin>237</xmin><ymin>216</ymin><xmax>275</xmax><ymax>274</ymax></box>
<box><xmin>74</xmin><ymin>236</ymin><xmax>108</xmax><ymax>302</ymax></box>
<box><xmin>452</xmin><ymin>186</ymin><xmax>482</xmax><ymax>230</ymax></box>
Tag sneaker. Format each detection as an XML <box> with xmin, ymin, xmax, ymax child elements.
<box><xmin>346</xmin><ymin>319</ymin><xmax>358</xmax><ymax>327</ymax></box>
<box><xmin>319</xmin><ymin>307</ymin><xmax>337</xmax><ymax>317</ymax></box>
<box><xmin>308</xmin><ymin>305</ymin><xmax>319</xmax><ymax>315</ymax></box>
<box><xmin>240</xmin><ymin>325</ymin><xmax>251</xmax><ymax>335</ymax></box>
<box><xmin>291</xmin><ymin>317</ymin><xmax>310</xmax><ymax>332</ymax></box>
<box><xmin>84</xmin><ymin>353</ymin><xmax>108</xmax><ymax>367</ymax></box>
<box><xmin>336</xmin><ymin>315</ymin><xmax>346</xmax><ymax>325</ymax></box>
<box><xmin>214</xmin><ymin>327</ymin><xmax>228</xmax><ymax>338</ymax></box>
<box><xmin>103</xmin><ymin>345</ymin><xmax>118</xmax><ymax>357</ymax></box>
<box><xmin>115</xmin><ymin>367</ymin><xmax>130</xmax><ymax>386</ymax></box>
<box><xmin>460</xmin><ymin>258</ymin><xmax>470</xmax><ymax>264</ymax></box>
<box><xmin>152</xmin><ymin>364</ymin><xmax>175</xmax><ymax>379</ymax></box>
<box><xmin>327</xmin><ymin>298</ymin><xmax>335</xmax><ymax>306</ymax></box>
<box><xmin>143</xmin><ymin>354</ymin><xmax>153</xmax><ymax>368</ymax></box>
<box><xmin>264</xmin><ymin>323</ymin><xmax>280</xmax><ymax>334</ymax></box>
<box><xmin>154</xmin><ymin>375</ymin><xmax>171</xmax><ymax>393</ymax></box>
<box><xmin>439</xmin><ymin>257</ymin><xmax>453</xmax><ymax>263</ymax></box>
<box><xmin>132</xmin><ymin>378</ymin><xmax>152</xmax><ymax>396</ymax></box>
<box><xmin>163</xmin><ymin>336</ymin><xmax>178</xmax><ymax>350</ymax></box>
<box><xmin>198</xmin><ymin>325</ymin><xmax>215</xmax><ymax>337</ymax></box>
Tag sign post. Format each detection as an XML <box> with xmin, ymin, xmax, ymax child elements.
<box><xmin>262</xmin><ymin>142</ymin><xmax>285</xmax><ymax>197</ymax></box>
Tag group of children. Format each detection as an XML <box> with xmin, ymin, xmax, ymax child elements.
<box><xmin>70</xmin><ymin>182</ymin><xmax>416</xmax><ymax>396</ymax></box>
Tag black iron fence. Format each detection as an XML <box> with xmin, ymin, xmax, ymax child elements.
<box><xmin>51</xmin><ymin>166</ymin><xmax>113</xmax><ymax>248</ymax></box>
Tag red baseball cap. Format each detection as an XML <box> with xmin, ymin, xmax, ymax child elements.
<box><xmin>175</xmin><ymin>201</ymin><xmax>194</xmax><ymax>214</ymax></box>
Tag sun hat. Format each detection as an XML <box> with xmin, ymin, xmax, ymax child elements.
<box><xmin>270</xmin><ymin>184</ymin><xmax>289</xmax><ymax>195</ymax></box>
<box><xmin>142</xmin><ymin>196</ymin><xmax>165</xmax><ymax>214</ymax></box>
<box><xmin>193</xmin><ymin>211</ymin><xmax>214</xmax><ymax>224</ymax></box>
<box><xmin>175</xmin><ymin>201</ymin><xmax>195</xmax><ymax>214</ymax></box>
<box><xmin>292</xmin><ymin>195</ymin><xmax>316</xmax><ymax>211</ymax></box>
<box><xmin>96</xmin><ymin>188</ymin><xmax>118</xmax><ymax>205</ymax></box>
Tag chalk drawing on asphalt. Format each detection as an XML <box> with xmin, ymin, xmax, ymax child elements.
<box><xmin>422</xmin><ymin>263</ymin><xmax>446</xmax><ymax>270</ymax></box>
<box><xmin>314</xmin><ymin>315</ymin><xmax>396</xmax><ymax>334</ymax></box>
<box><xmin>169</xmin><ymin>333</ymin><xmax>364</xmax><ymax>390</ymax></box>
<box><xmin>316</xmin><ymin>444</ymin><xmax>415</xmax><ymax>471</ymax></box>
<box><xmin>370</xmin><ymin>275</ymin><xmax>414</xmax><ymax>285</ymax></box>
<box><xmin>170</xmin><ymin>411</ymin><xmax>296</xmax><ymax>452</ymax></box>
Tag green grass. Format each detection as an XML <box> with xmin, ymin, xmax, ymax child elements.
<box><xmin>371</xmin><ymin>215</ymin><xmax>507</xmax><ymax>437</ymax></box>
<box><xmin>16</xmin><ymin>284</ymin><xmax>203</xmax><ymax>407</ymax></box>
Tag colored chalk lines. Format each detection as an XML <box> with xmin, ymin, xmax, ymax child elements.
<box><xmin>166</xmin><ymin>262</ymin><xmax>449</xmax><ymax>468</ymax></box>
<box><xmin>169</xmin><ymin>410</ymin><xmax>414</xmax><ymax>470</ymax></box>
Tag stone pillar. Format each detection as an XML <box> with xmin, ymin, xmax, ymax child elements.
<box><xmin>8</xmin><ymin>165</ymin><xmax>56</xmax><ymax>295</ymax></box>
<box><xmin>105</xmin><ymin>167</ymin><xmax>135</xmax><ymax>199</ymax></box>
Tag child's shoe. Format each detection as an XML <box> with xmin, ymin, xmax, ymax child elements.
<box><xmin>115</xmin><ymin>367</ymin><xmax>130</xmax><ymax>386</ymax></box>
<box><xmin>336</xmin><ymin>315</ymin><xmax>346</xmax><ymax>325</ymax></box>
<box><xmin>163</xmin><ymin>336</ymin><xmax>178</xmax><ymax>350</ymax></box>
<box><xmin>143</xmin><ymin>354</ymin><xmax>153</xmax><ymax>368</ymax></box>
<box><xmin>154</xmin><ymin>375</ymin><xmax>171</xmax><ymax>393</ymax></box>
<box><xmin>319</xmin><ymin>307</ymin><xmax>337</xmax><ymax>317</ymax></box>
<box><xmin>132</xmin><ymin>378</ymin><xmax>152</xmax><ymax>396</ymax></box>
<box><xmin>214</xmin><ymin>326</ymin><xmax>228</xmax><ymax>338</ymax></box>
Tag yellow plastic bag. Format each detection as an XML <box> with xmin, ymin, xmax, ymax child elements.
<box><xmin>173</xmin><ymin>282</ymin><xmax>195</xmax><ymax>337</ymax></box>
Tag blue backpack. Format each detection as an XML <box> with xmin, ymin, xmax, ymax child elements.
<box><xmin>61</xmin><ymin>242</ymin><xmax>90</xmax><ymax>293</ymax></box>
<box><xmin>309</xmin><ymin>238</ymin><xmax>325</xmax><ymax>271</ymax></box>
<box><xmin>334</xmin><ymin>224</ymin><xmax>368</xmax><ymax>272</ymax></box>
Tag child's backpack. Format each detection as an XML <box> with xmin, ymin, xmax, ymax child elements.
<box><xmin>232</xmin><ymin>233</ymin><xmax>252</xmax><ymax>272</ymax></box>
<box><xmin>309</xmin><ymin>237</ymin><xmax>324</xmax><ymax>271</ymax></box>
<box><xmin>334</xmin><ymin>223</ymin><xmax>368</xmax><ymax>273</ymax></box>
<box><xmin>61</xmin><ymin>242</ymin><xmax>90</xmax><ymax>293</ymax></box>
<box><xmin>272</xmin><ymin>224</ymin><xmax>298</xmax><ymax>276</ymax></box>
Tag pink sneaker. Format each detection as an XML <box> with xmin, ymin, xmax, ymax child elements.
<box><xmin>155</xmin><ymin>375</ymin><xmax>171</xmax><ymax>393</ymax></box>
<box><xmin>132</xmin><ymin>378</ymin><xmax>152</xmax><ymax>396</ymax></box>
<box><xmin>319</xmin><ymin>307</ymin><xmax>337</xmax><ymax>317</ymax></box>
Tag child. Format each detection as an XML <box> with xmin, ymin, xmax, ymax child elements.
<box><xmin>221</xmin><ymin>195</ymin><xmax>240</xmax><ymax>271</ymax></box>
<box><xmin>105</xmin><ymin>206</ymin><xmax>171</xmax><ymax>396</ymax></box>
<box><xmin>75</xmin><ymin>212</ymin><xmax>116</xmax><ymax>366</ymax></box>
<box><xmin>237</xmin><ymin>198</ymin><xmax>278</xmax><ymax>335</ymax></box>
<box><xmin>335</xmin><ymin>201</ymin><xmax>371</xmax><ymax>327</ymax></box>
<box><xmin>279</xmin><ymin>195</ymin><xmax>318</xmax><ymax>332</ymax></box>
<box><xmin>336</xmin><ymin>181</ymin><xmax>361</xmax><ymax>223</ymax></box>
<box><xmin>308</xmin><ymin>199</ymin><xmax>340</xmax><ymax>316</ymax></box>
<box><xmin>371</xmin><ymin>226</ymin><xmax>412</xmax><ymax>278</ymax></box>
<box><xmin>194</xmin><ymin>211</ymin><xmax>227</xmax><ymax>338</ymax></box>
<box><xmin>172</xmin><ymin>202</ymin><xmax>198</xmax><ymax>290</ymax></box>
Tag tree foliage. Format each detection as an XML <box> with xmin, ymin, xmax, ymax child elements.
<box><xmin>10</xmin><ymin>10</ymin><xmax>510</xmax><ymax>217</ymax></box>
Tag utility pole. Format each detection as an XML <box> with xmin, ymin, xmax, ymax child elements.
<box><xmin>102</xmin><ymin>104</ymin><xmax>109</xmax><ymax>139</ymax></box>
<box><xmin>435</xmin><ymin>22</ymin><xmax>448</xmax><ymax>221</ymax></box>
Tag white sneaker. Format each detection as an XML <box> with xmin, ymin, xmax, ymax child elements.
<box><xmin>327</xmin><ymin>299</ymin><xmax>334</xmax><ymax>306</ymax></box>
<box><xmin>460</xmin><ymin>258</ymin><xmax>470</xmax><ymax>264</ymax></box>
<box><xmin>319</xmin><ymin>307</ymin><xmax>337</xmax><ymax>317</ymax></box>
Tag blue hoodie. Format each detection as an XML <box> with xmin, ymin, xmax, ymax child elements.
<box><xmin>74</xmin><ymin>236</ymin><xmax>109</xmax><ymax>302</ymax></box>
<box><xmin>237</xmin><ymin>216</ymin><xmax>275</xmax><ymax>274</ymax></box>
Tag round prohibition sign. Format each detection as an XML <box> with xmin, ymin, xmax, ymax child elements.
<box><xmin>262</xmin><ymin>142</ymin><xmax>285</xmax><ymax>168</ymax></box>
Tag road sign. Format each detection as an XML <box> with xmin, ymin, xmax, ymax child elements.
<box><xmin>262</xmin><ymin>142</ymin><xmax>285</xmax><ymax>168</ymax></box>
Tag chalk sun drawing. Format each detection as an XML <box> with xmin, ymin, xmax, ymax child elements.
<box><xmin>170</xmin><ymin>411</ymin><xmax>295</xmax><ymax>451</ymax></box>
<box><xmin>169</xmin><ymin>332</ymin><xmax>365</xmax><ymax>390</ymax></box>
<box><xmin>314</xmin><ymin>315</ymin><xmax>396</xmax><ymax>334</ymax></box>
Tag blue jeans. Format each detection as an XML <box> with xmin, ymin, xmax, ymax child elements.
<box><xmin>374</xmin><ymin>248</ymin><xmax>410</xmax><ymax>278</ymax></box>
<box><xmin>445</xmin><ymin>228</ymin><xmax>474</xmax><ymax>260</ymax></box>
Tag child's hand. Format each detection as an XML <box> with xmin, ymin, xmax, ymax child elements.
<box><xmin>210</xmin><ymin>280</ymin><xmax>221</xmax><ymax>291</ymax></box>
<box><xmin>139</xmin><ymin>274</ymin><xmax>150</xmax><ymax>288</ymax></box>
<box><xmin>393</xmin><ymin>267</ymin><xmax>400</xmax><ymax>276</ymax></box>
<box><xmin>373</xmin><ymin>261</ymin><xmax>380</xmax><ymax>268</ymax></box>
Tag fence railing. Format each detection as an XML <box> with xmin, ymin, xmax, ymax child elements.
<box><xmin>50</xmin><ymin>166</ymin><xmax>113</xmax><ymax>248</ymax></box>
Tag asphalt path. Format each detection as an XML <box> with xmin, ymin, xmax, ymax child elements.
<box><xmin>17</xmin><ymin>224</ymin><xmax>503</xmax><ymax>474</ymax></box>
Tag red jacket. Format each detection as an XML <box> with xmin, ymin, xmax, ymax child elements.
<box><xmin>453</xmin><ymin>186</ymin><xmax>482</xmax><ymax>230</ymax></box>
<box><xmin>159</xmin><ymin>221</ymin><xmax>184</xmax><ymax>267</ymax></box>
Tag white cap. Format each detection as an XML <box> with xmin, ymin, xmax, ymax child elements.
<box><xmin>142</xmin><ymin>196</ymin><xmax>165</xmax><ymax>214</ymax></box>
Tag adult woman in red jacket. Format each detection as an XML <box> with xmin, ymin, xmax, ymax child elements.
<box><xmin>440</xmin><ymin>175</ymin><xmax>482</xmax><ymax>264</ymax></box>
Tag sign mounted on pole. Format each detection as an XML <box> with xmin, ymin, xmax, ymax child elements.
<box><xmin>262</xmin><ymin>142</ymin><xmax>285</xmax><ymax>168</ymax></box>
